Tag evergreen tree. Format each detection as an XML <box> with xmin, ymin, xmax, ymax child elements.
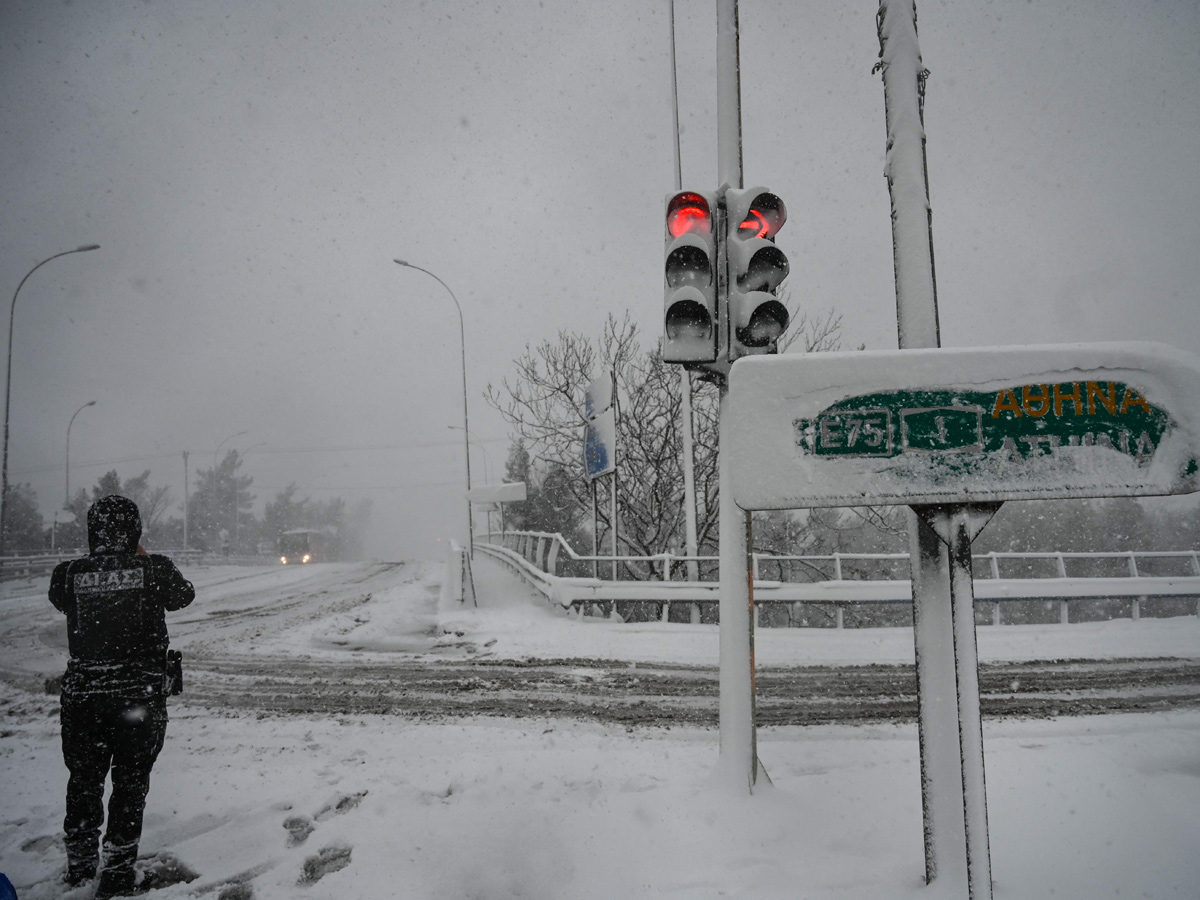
<box><xmin>2</xmin><ymin>483</ymin><xmax>45</xmax><ymax>552</ymax></box>
<box><xmin>188</xmin><ymin>450</ymin><xmax>255</xmax><ymax>552</ymax></box>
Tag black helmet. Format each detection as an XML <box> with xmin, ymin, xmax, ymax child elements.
<box><xmin>87</xmin><ymin>495</ymin><xmax>143</xmax><ymax>554</ymax></box>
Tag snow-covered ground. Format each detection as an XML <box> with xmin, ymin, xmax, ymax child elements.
<box><xmin>2</xmin><ymin>556</ymin><xmax>1199</xmax><ymax>899</ymax></box>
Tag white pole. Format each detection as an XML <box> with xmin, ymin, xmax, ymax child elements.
<box><xmin>717</xmin><ymin>386</ymin><xmax>757</xmax><ymax>788</ymax></box>
<box><xmin>909</xmin><ymin>513</ymin><xmax>967</xmax><ymax>886</ymax></box>
<box><xmin>667</xmin><ymin>0</ymin><xmax>702</xmax><ymax>583</ymax></box>
<box><xmin>716</xmin><ymin>0</ymin><xmax>743</xmax><ymax>191</ymax></box>
<box><xmin>878</xmin><ymin>0</ymin><xmax>939</xmax><ymax>348</ymax></box>
<box><xmin>592</xmin><ymin>480</ymin><xmax>599</xmax><ymax>579</ymax></box>
<box><xmin>667</xmin><ymin>0</ymin><xmax>684</xmax><ymax>192</ymax></box>
<box><xmin>878</xmin><ymin>3</ymin><xmax>989</xmax><ymax>894</ymax></box>
<box><xmin>680</xmin><ymin>372</ymin><xmax>701</xmax><ymax>581</ymax></box>
<box><xmin>947</xmin><ymin>511</ymin><xmax>993</xmax><ymax>898</ymax></box>
<box><xmin>611</xmin><ymin>469</ymin><xmax>618</xmax><ymax>581</ymax></box>
<box><xmin>611</xmin><ymin>367</ymin><xmax>620</xmax><ymax>582</ymax></box>
<box><xmin>714</xmin><ymin>0</ymin><xmax>759</xmax><ymax>791</ymax></box>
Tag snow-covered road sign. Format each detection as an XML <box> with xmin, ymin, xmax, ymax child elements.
<box><xmin>583</xmin><ymin>406</ymin><xmax>617</xmax><ymax>480</ymax></box>
<box><xmin>465</xmin><ymin>482</ymin><xmax>527</xmax><ymax>503</ymax></box>
<box><xmin>729</xmin><ymin>343</ymin><xmax>1200</xmax><ymax>509</ymax></box>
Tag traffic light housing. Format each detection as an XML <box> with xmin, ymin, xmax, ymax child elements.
<box><xmin>725</xmin><ymin>187</ymin><xmax>789</xmax><ymax>359</ymax></box>
<box><xmin>663</xmin><ymin>190</ymin><xmax>718</xmax><ymax>364</ymax></box>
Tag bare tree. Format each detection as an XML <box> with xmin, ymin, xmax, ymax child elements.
<box><xmin>487</xmin><ymin>313</ymin><xmax>719</xmax><ymax>576</ymax></box>
<box><xmin>486</xmin><ymin>307</ymin><xmax>857</xmax><ymax>576</ymax></box>
<box><xmin>781</xmin><ymin>306</ymin><xmax>845</xmax><ymax>353</ymax></box>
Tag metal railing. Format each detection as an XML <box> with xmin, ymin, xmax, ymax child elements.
<box><xmin>488</xmin><ymin>530</ymin><xmax>1200</xmax><ymax>581</ymax></box>
<box><xmin>1</xmin><ymin>548</ymin><xmax>248</xmax><ymax>581</ymax></box>
<box><xmin>479</xmin><ymin>531</ymin><xmax>1200</xmax><ymax>627</ymax></box>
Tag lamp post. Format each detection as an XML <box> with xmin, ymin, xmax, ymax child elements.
<box><xmin>53</xmin><ymin>399</ymin><xmax>97</xmax><ymax>551</ymax></box>
<box><xmin>65</xmin><ymin>400</ymin><xmax>97</xmax><ymax>506</ymax></box>
<box><xmin>214</xmin><ymin>430</ymin><xmax>248</xmax><ymax>473</ymax></box>
<box><xmin>1</xmin><ymin>244</ymin><xmax>100</xmax><ymax>557</ymax></box>
<box><xmin>394</xmin><ymin>259</ymin><xmax>474</xmax><ymax>558</ymax></box>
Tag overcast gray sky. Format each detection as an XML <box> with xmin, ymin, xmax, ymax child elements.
<box><xmin>2</xmin><ymin>0</ymin><xmax>1198</xmax><ymax>559</ymax></box>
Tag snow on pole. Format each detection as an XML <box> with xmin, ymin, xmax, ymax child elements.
<box><xmin>714</xmin><ymin>0</ymin><xmax>758</xmax><ymax>792</ymax></box>
<box><xmin>877</xmin><ymin>0</ymin><xmax>939</xmax><ymax>350</ymax></box>
<box><xmin>667</xmin><ymin>0</ymin><xmax>701</xmax><ymax>583</ymax></box>
<box><xmin>877</xmin><ymin>1</ymin><xmax>976</xmax><ymax>892</ymax></box>
<box><xmin>909</xmin><ymin>516</ymin><xmax>967</xmax><ymax>888</ymax></box>
<box><xmin>716</xmin><ymin>387</ymin><xmax>757</xmax><ymax>789</ymax></box>
<box><xmin>715</xmin><ymin>0</ymin><xmax>742</xmax><ymax>191</ymax></box>
<box><xmin>948</xmin><ymin>510</ymin><xmax>994</xmax><ymax>898</ymax></box>
<box><xmin>680</xmin><ymin>370</ymin><xmax>701</xmax><ymax>582</ymax></box>
<box><xmin>611</xmin><ymin>461</ymin><xmax>619</xmax><ymax>581</ymax></box>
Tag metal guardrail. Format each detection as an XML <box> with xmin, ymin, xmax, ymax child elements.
<box><xmin>1</xmin><ymin>548</ymin><xmax>260</xmax><ymax>581</ymax></box>
<box><xmin>479</xmin><ymin>531</ymin><xmax>1200</xmax><ymax>626</ymax></box>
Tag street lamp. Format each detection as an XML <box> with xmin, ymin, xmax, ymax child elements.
<box><xmin>65</xmin><ymin>400</ymin><xmax>97</xmax><ymax>506</ymax></box>
<box><xmin>394</xmin><ymin>259</ymin><xmax>474</xmax><ymax>558</ymax></box>
<box><xmin>214</xmin><ymin>430</ymin><xmax>248</xmax><ymax>472</ymax></box>
<box><xmin>0</xmin><ymin>244</ymin><xmax>100</xmax><ymax>557</ymax></box>
<box><xmin>52</xmin><ymin>399</ymin><xmax>98</xmax><ymax>551</ymax></box>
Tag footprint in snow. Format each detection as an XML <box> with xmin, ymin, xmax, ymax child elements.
<box><xmin>283</xmin><ymin>791</ymin><xmax>367</xmax><ymax>846</ymax></box>
<box><xmin>314</xmin><ymin>790</ymin><xmax>367</xmax><ymax>821</ymax></box>
<box><xmin>283</xmin><ymin>815</ymin><xmax>315</xmax><ymax>847</ymax></box>
<box><xmin>19</xmin><ymin>834</ymin><xmax>60</xmax><ymax>854</ymax></box>
<box><xmin>135</xmin><ymin>850</ymin><xmax>201</xmax><ymax>890</ymax></box>
<box><xmin>298</xmin><ymin>845</ymin><xmax>352</xmax><ymax>884</ymax></box>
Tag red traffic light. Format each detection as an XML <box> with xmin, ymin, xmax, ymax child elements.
<box><xmin>734</xmin><ymin>193</ymin><xmax>786</xmax><ymax>240</ymax></box>
<box><xmin>667</xmin><ymin>192</ymin><xmax>712</xmax><ymax>238</ymax></box>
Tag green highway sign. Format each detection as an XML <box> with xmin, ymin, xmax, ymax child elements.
<box><xmin>728</xmin><ymin>343</ymin><xmax>1200</xmax><ymax>510</ymax></box>
<box><xmin>796</xmin><ymin>380</ymin><xmax>1171</xmax><ymax>461</ymax></box>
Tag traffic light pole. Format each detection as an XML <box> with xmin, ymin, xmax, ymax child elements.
<box><xmin>667</xmin><ymin>0</ymin><xmax>701</xmax><ymax>583</ymax></box>
<box><xmin>713</xmin><ymin>0</ymin><xmax>762</xmax><ymax>792</ymax></box>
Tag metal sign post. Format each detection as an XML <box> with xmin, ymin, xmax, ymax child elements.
<box><xmin>875</xmin><ymin>0</ymin><xmax>968</xmax><ymax>886</ymax></box>
<box><xmin>584</xmin><ymin>372</ymin><xmax>619</xmax><ymax>580</ymax></box>
<box><xmin>912</xmin><ymin>503</ymin><xmax>1000</xmax><ymax>894</ymax></box>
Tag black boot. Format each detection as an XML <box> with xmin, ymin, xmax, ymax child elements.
<box><xmin>94</xmin><ymin>867</ymin><xmax>138</xmax><ymax>899</ymax></box>
<box><xmin>63</xmin><ymin>861</ymin><xmax>96</xmax><ymax>888</ymax></box>
<box><xmin>95</xmin><ymin>868</ymin><xmax>156</xmax><ymax>899</ymax></box>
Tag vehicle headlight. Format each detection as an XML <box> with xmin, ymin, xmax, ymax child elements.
<box><xmin>281</xmin><ymin>556</ymin><xmax>288</xmax><ymax>564</ymax></box>
<box><xmin>302</xmin><ymin>554</ymin><xmax>311</xmax><ymax>563</ymax></box>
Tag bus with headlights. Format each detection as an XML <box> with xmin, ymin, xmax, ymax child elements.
<box><xmin>278</xmin><ymin>529</ymin><xmax>325</xmax><ymax>564</ymax></box>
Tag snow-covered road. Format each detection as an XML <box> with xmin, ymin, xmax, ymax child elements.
<box><xmin>2</xmin><ymin>557</ymin><xmax>1199</xmax><ymax>899</ymax></box>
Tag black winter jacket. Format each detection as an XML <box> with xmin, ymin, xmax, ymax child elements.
<box><xmin>49</xmin><ymin>496</ymin><xmax>194</xmax><ymax>697</ymax></box>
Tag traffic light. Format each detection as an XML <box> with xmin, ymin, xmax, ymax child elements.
<box><xmin>725</xmin><ymin>187</ymin><xmax>790</xmax><ymax>358</ymax></box>
<box><xmin>663</xmin><ymin>190</ymin><xmax>718</xmax><ymax>364</ymax></box>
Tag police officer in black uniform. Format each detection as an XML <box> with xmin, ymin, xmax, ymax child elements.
<box><xmin>49</xmin><ymin>495</ymin><xmax>195</xmax><ymax>898</ymax></box>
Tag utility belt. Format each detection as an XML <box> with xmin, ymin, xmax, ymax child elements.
<box><xmin>63</xmin><ymin>651</ymin><xmax>183</xmax><ymax>697</ymax></box>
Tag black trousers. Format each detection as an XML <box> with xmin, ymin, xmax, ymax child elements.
<box><xmin>60</xmin><ymin>692</ymin><xmax>167</xmax><ymax>878</ymax></box>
